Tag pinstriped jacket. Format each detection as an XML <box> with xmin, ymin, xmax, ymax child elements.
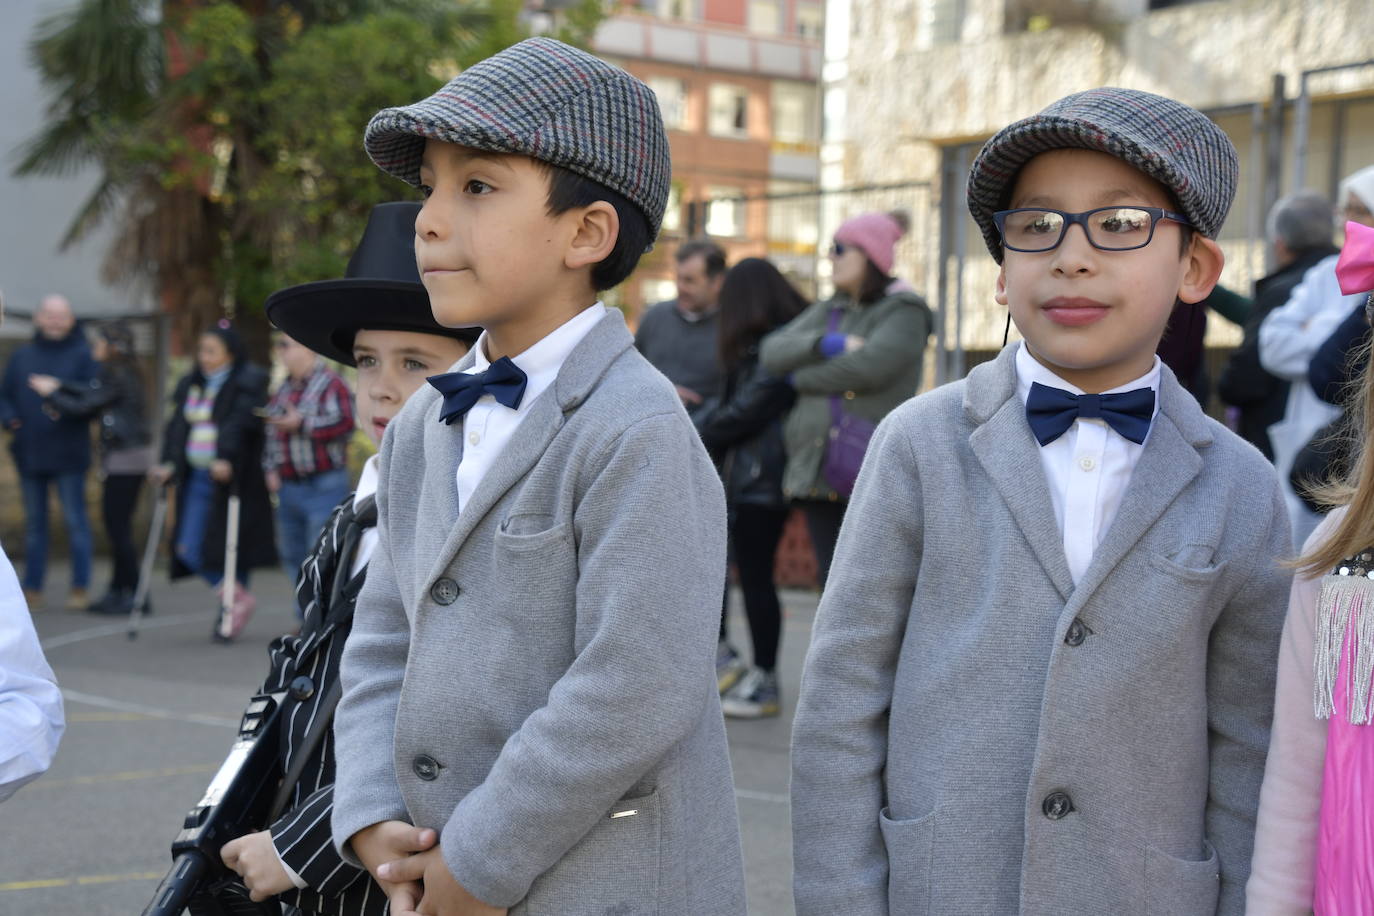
<box><xmin>259</xmin><ymin>494</ymin><xmax>389</xmax><ymax>916</ymax></box>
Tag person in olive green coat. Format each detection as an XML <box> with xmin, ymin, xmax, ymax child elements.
<box><xmin>760</xmin><ymin>210</ymin><xmax>933</xmax><ymax>586</ymax></box>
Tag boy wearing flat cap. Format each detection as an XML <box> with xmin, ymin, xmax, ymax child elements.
<box><xmin>330</xmin><ymin>38</ymin><xmax>747</xmax><ymax>916</ymax></box>
<box><xmin>213</xmin><ymin>202</ymin><xmax>477</xmax><ymax>916</ymax></box>
<box><xmin>790</xmin><ymin>88</ymin><xmax>1291</xmax><ymax>915</ymax></box>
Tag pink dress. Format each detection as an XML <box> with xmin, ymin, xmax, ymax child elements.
<box><xmin>1312</xmin><ymin>570</ymin><xmax>1374</xmax><ymax>912</ymax></box>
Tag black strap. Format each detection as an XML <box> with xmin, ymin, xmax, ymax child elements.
<box><xmin>267</xmin><ymin>677</ymin><xmax>343</xmax><ymax>824</ymax></box>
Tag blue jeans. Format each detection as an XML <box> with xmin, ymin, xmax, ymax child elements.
<box><xmin>276</xmin><ymin>468</ymin><xmax>351</xmax><ymax>585</ymax></box>
<box><xmin>175</xmin><ymin>468</ymin><xmax>249</xmax><ymax>588</ymax></box>
<box><xmin>19</xmin><ymin>472</ymin><xmax>93</xmax><ymax>590</ymax></box>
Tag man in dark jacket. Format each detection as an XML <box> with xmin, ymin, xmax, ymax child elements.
<box><xmin>0</xmin><ymin>295</ymin><xmax>97</xmax><ymax>609</ymax></box>
<box><xmin>1218</xmin><ymin>191</ymin><xmax>1337</xmax><ymax>459</ymax></box>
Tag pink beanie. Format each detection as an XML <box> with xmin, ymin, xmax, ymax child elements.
<box><xmin>834</xmin><ymin>210</ymin><xmax>909</xmax><ymax>275</ymax></box>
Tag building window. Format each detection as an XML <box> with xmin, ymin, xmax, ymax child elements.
<box><xmin>708</xmin><ymin>84</ymin><xmax>750</xmax><ymax>139</ymax></box>
<box><xmin>662</xmin><ymin>184</ymin><xmax>683</xmax><ymax>233</ymax></box>
<box><xmin>640</xmin><ymin>278</ymin><xmax>678</xmax><ymax>306</ymax></box>
<box><xmin>767</xmin><ymin>181</ymin><xmax>820</xmax><ymax>250</ymax></box>
<box><xmin>920</xmin><ymin>0</ymin><xmax>965</xmax><ymax>46</ymax></box>
<box><xmin>772</xmin><ymin>82</ymin><xmax>818</xmax><ymax>145</ymax></box>
<box><xmin>662</xmin><ymin>0</ymin><xmax>694</xmax><ymax>20</ymax></box>
<box><xmin>796</xmin><ymin>3</ymin><xmax>824</xmax><ymax>38</ymax></box>
<box><xmin>748</xmin><ymin>0</ymin><xmax>782</xmax><ymax>34</ymax></box>
<box><xmin>705</xmin><ymin>187</ymin><xmax>745</xmax><ymax>237</ymax></box>
<box><xmin>648</xmin><ymin>76</ymin><xmax>688</xmax><ymax>130</ymax></box>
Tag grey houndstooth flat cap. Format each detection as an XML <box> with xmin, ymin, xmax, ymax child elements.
<box><xmin>364</xmin><ymin>37</ymin><xmax>671</xmax><ymax>246</ymax></box>
<box><xmin>967</xmin><ymin>87</ymin><xmax>1239</xmax><ymax>262</ymax></box>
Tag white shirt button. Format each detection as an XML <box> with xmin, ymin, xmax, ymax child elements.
<box><xmin>468</xmin><ymin>431</ymin><xmax>481</xmax><ymax>446</ymax></box>
<box><xmin>1078</xmin><ymin>455</ymin><xmax>1096</xmax><ymax>472</ymax></box>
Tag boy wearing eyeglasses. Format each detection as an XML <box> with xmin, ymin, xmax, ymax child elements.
<box><xmin>790</xmin><ymin>88</ymin><xmax>1292</xmax><ymax>916</ymax></box>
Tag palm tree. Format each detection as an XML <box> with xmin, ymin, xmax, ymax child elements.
<box><xmin>11</xmin><ymin>0</ymin><xmax>568</xmax><ymax>354</ymax></box>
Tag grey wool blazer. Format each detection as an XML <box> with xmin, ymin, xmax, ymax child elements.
<box><xmin>331</xmin><ymin>310</ymin><xmax>747</xmax><ymax>915</ymax></box>
<box><xmin>790</xmin><ymin>345</ymin><xmax>1292</xmax><ymax>916</ymax></box>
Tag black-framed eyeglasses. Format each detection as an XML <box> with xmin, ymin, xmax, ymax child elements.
<box><xmin>992</xmin><ymin>206</ymin><xmax>1194</xmax><ymax>253</ymax></box>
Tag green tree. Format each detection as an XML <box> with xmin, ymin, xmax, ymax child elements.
<box><xmin>14</xmin><ymin>0</ymin><xmax>604</xmax><ymax>354</ymax></box>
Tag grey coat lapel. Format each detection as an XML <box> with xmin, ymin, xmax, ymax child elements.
<box><xmin>424</xmin><ymin>310</ymin><xmax>635</xmax><ymax>584</ymax></box>
<box><xmin>966</xmin><ymin>348</ymin><xmax>1075</xmax><ymax>601</ymax></box>
<box><xmin>1068</xmin><ymin>366</ymin><xmax>1210</xmax><ymax>608</ymax></box>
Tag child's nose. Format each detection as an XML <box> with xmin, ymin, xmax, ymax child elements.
<box><xmin>1050</xmin><ymin>223</ymin><xmax>1097</xmax><ymax>274</ymax></box>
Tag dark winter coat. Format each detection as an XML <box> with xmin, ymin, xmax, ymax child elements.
<box><xmin>45</xmin><ymin>361</ymin><xmax>150</xmax><ymax>456</ymax></box>
<box><xmin>161</xmin><ymin>362</ymin><xmax>277</xmax><ymax>579</ymax></box>
<box><xmin>0</xmin><ymin>327</ymin><xmax>98</xmax><ymax>475</ymax></box>
<box><xmin>1217</xmin><ymin>246</ymin><xmax>1338</xmax><ymax>459</ymax></box>
<box><xmin>695</xmin><ymin>347</ymin><xmax>795</xmax><ymax>511</ymax></box>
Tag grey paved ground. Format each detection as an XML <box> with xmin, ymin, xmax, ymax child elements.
<box><xmin>1</xmin><ymin>562</ymin><xmax>816</xmax><ymax>915</ymax></box>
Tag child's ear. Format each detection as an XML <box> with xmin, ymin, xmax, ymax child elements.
<box><xmin>994</xmin><ymin>264</ymin><xmax>1009</xmax><ymax>306</ymax></box>
<box><xmin>564</xmin><ymin>202</ymin><xmax>619</xmax><ymax>273</ymax></box>
<box><xmin>1177</xmin><ymin>235</ymin><xmax>1225</xmax><ymax>305</ymax></box>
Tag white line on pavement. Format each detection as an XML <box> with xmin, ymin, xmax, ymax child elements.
<box><xmin>735</xmin><ymin>788</ymin><xmax>789</xmax><ymax>804</ymax></box>
<box><xmin>61</xmin><ymin>689</ymin><xmax>239</xmax><ymax>729</ymax></box>
<box><xmin>40</xmin><ymin>611</ymin><xmax>207</xmax><ymax>651</ymax></box>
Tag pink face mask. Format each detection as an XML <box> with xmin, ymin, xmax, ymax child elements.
<box><xmin>1335</xmin><ymin>220</ymin><xmax>1374</xmax><ymax>295</ymax></box>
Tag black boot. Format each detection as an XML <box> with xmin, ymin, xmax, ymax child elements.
<box><xmin>88</xmin><ymin>588</ymin><xmax>133</xmax><ymax>615</ymax></box>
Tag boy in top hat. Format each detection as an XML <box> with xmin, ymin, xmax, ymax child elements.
<box><xmin>215</xmin><ymin>202</ymin><xmax>477</xmax><ymax>916</ymax></box>
<box><xmin>790</xmin><ymin>89</ymin><xmax>1291</xmax><ymax>915</ymax></box>
<box><xmin>329</xmin><ymin>38</ymin><xmax>747</xmax><ymax>916</ymax></box>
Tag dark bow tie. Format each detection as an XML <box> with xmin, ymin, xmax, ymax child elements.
<box><xmin>428</xmin><ymin>357</ymin><xmax>528</xmax><ymax>425</ymax></box>
<box><xmin>1025</xmin><ymin>381</ymin><xmax>1154</xmax><ymax>447</ymax></box>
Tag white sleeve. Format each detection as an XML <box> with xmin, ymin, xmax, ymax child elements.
<box><xmin>1258</xmin><ymin>256</ymin><xmax>1346</xmax><ymax>380</ymax></box>
<box><xmin>0</xmin><ymin>544</ymin><xmax>65</xmax><ymax>803</ymax></box>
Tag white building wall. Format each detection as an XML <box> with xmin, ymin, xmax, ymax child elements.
<box><xmin>0</xmin><ymin>0</ymin><xmax>147</xmax><ymax>333</ymax></box>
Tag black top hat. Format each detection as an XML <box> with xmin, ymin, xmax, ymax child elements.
<box><xmin>266</xmin><ymin>202</ymin><xmax>479</xmax><ymax>366</ymax></box>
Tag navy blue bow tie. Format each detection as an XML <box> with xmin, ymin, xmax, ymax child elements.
<box><xmin>1025</xmin><ymin>381</ymin><xmax>1155</xmax><ymax>447</ymax></box>
<box><xmin>428</xmin><ymin>357</ymin><xmax>528</xmax><ymax>425</ymax></box>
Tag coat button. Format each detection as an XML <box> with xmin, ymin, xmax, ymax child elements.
<box><xmin>1042</xmin><ymin>791</ymin><xmax>1074</xmax><ymax>820</ymax></box>
<box><xmin>1064</xmin><ymin>619</ymin><xmax>1087</xmax><ymax>647</ymax></box>
<box><xmin>413</xmin><ymin>755</ymin><xmax>441</xmax><ymax>781</ymax></box>
<box><xmin>289</xmin><ymin>675</ymin><xmax>315</xmax><ymax>701</ymax></box>
<box><xmin>430</xmin><ymin>578</ymin><xmax>460</xmax><ymax>605</ymax></box>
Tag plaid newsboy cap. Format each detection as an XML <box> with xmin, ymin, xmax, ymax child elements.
<box><xmin>966</xmin><ymin>87</ymin><xmax>1239</xmax><ymax>262</ymax></box>
<box><xmin>364</xmin><ymin>37</ymin><xmax>671</xmax><ymax>246</ymax></box>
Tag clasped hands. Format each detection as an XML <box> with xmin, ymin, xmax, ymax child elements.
<box><xmin>354</xmin><ymin>820</ymin><xmax>507</xmax><ymax>916</ymax></box>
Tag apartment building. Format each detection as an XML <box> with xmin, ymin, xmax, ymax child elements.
<box><xmin>822</xmin><ymin>0</ymin><xmax>1374</xmax><ymax>379</ymax></box>
<box><xmin>590</xmin><ymin>0</ymin><xmax>825</xmax><ymax>313</ymax></box>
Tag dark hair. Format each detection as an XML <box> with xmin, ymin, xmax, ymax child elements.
<box><xmin>541</xmin><ymin>164</ymin><xmax>651</xmax><ymax>291</ymax></box>
<box><xmin>855</xmin><ymin>260</ymin><xmax>893</xmax><ymax>304</ymax></box>
<box><xmin>96</xmin><ymin>321</ymin><xmax>135</xmax><ymax>362</ymax></box>
<box><xmin>717</xmin><ymin>258</ymin><xmax>808</xmax><ymax>372</ymax></box>
<box><xmin>675</xmin><ymin>239</ymin><xmax>727</xmax><ymax>278</ymax></box>
<box><xmin>201</xmin><ymin>321</ymin><xmax>246</xmax><ymax>367</ymax></box>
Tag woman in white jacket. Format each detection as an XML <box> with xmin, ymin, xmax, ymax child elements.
<box><xmin>1260</xmin><ymin>163</ymin><xmax>1374</xmax><ymax>548</ymax></box>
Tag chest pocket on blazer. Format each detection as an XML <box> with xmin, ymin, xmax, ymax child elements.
<box><xmin>492</xmin><ymin>515</ymin><xmax>577</xmax><ymax>618</ymax></box>
<box><xmin>1147</xmin><ymin>545</ymin><xmax>1229</xmax><ymax>585</ymax></box>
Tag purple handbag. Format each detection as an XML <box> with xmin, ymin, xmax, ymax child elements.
<box><xmin>821</xmin><ymin>308</ymin><xmax>876</xmax><ymax>498</ymax></box>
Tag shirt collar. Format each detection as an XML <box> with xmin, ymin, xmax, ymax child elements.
<box><xmin>1014</xmin><ymin>341</ymin><xmax>1161</xmax><ymax>419</ymax></box>
<box><xmin>354</xmin><ymin>454</ymin><xmax>379</xmax><ymax>505</ymax></box>
<box><xmin>466</xmin><ymin>302</ymin><xmax>608</xmax><ymax>402</ymax></box>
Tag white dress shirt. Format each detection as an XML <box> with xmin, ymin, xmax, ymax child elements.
<box><xmin>454</xmin><ymin>303</ymin><xmax>607</xmax><ymax>510</ymax></box>
<box><xmin>0</xmin><ymin>543</ymin><xmax>65</xmax><ymax>802</ymax></box>
<box><xmin>350</xmin><ymin>454</ymin><xmax>380</xmax><ymax>579</ymax></box>
<box><xmin>1015</xmin><ymin>342</ymin><xmax>1161</xmax><ymax>585</ymax></box>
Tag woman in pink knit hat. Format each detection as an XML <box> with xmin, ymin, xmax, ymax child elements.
<box><xmin>759</xmin><ymin>210</ymin><xmax>933</xmax><ymax>587</ymax></box>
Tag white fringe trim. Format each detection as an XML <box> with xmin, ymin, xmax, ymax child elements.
<box><xmin>1314</xmin><ymin>575</ymin><xmax>1374</xmax><ymax>724</ymax></box>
